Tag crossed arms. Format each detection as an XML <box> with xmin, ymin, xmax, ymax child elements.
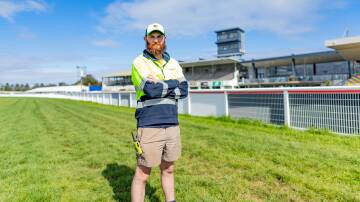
<box><xmin>141</xmin><ymin>74</ymin><xmax>188</xmax><ymax>100</ymax></box>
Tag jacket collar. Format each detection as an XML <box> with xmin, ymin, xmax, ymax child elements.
<box><xmin>143</xmin><ymin>49</ymin><xmax>170</xmax><ymax>62</ymax></box>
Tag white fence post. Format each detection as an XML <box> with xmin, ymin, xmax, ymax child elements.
<box><xmin>283</xmin><ymin>90</ymin><xmax>291</xmax><ymax>127</ymax></box>
<box><xmin>118</xmin><ymin>93</ymin><xmax>121</xmax><ymax>106</ymax></box>
<box><xmin>187</xmin><ymin>92</ymin><xmax>191</xmax><ymax>114</ymax></box>
<box><xmin>224</xmin><ymin>90</ymin><xmax>229</xmax><ymax>116</ymax></box>
<box><xmin>129</xmin><ymin>92</ymin><xmax>133</xmax><ymax>107</ymax></box>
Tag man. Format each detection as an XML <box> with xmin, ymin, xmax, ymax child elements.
<box><xmin>130</xmin><ymin>23</ymin><xmax>188</xmax><ymax>202</ymax></box>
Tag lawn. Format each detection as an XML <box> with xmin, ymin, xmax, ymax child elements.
<box><xmin>0</xmin><ymin>98</ymin><xmax>359</xmax><ymax>202</ymax></box>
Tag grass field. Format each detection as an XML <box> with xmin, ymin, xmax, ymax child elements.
<box><xmin>0</xmin><ymin>98</ymin><xmax>359</xmax><ymax>202</ymax></box>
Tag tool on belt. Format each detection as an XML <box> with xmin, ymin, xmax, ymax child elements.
<box><xmin>132</xmin><ymin>131</ymin><xmax>143</xmax><ymax>155</ymax></box>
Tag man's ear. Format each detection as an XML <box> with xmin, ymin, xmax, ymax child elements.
<box><xmin>144</xmin><ymin>36</ymin><xmax>147</xmax><ymax>42</ymax></box>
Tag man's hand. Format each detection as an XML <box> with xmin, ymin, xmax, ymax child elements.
<box><xmin>147</xmin><ymin>75</ymin><xmax>160</xmax><ymax>83</ymax></box>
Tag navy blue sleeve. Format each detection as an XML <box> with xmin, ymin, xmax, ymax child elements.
<box><xmin>142</xmin><ymin>79</ymin><xmax>179</xmax><ymax>98</ymax></box>
<box><xmin>178</xmin><ymin>80</ymin><xmax>189</xmax><ymax>99</ymax></box>
<box><xmin>167</xmin><ymin>79</ymin><xmax>188</xmax><ymax>99</ymax></box>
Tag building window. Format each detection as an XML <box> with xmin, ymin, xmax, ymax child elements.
<box><xmin>218</xmin><ymin>32</ymin><xmax>228</xmax><ymax>40</ymax></box>
<box><xmin>228</xmin><ymin>32</ymin><xmax>236</xmax><ymax>39</ymax></box>
<box><xmin>316</xmin><ymin>61</ymin><xmax>349</xmax><ymax>74</ymax></box>
<box><xmin>258</xmin><ymin>73</ymin><xmax>265</xmax><ymax>78</ymax></box>
<box><xmin>230</xmin><ymin>43</ymin><xmax>238</xmax><ymax>49</ymax></box>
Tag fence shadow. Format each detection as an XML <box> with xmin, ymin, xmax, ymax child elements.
<box><xmin>102</xmin><ymin>163</ymin><xmax>160</xmax><ymax>202</ymax></box>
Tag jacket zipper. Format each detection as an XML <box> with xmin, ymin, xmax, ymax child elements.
<box><xmin>152</xmin><ymin>60</ymin><xmax>168</xmax><ymax>79</ymax></box>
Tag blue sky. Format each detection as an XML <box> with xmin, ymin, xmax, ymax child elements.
<box><xmin>0</xmin><ymin>0</ymin><xmax>360</xmax><ymax>84</ymax></box>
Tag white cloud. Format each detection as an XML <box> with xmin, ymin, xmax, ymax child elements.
<box><xmin>91</xmin><ymin>39</ymin><xmax>120</xmax><ymax>48</ymax></box>
<box><xmin>97</xmin><ymin>0</ymin><xmax>345</xmax><ymax>37</ymax></box>
<box><xmin>0</xmin><ymin>0</ymin><xmax>47</xmax><ymax>21</ymax></box>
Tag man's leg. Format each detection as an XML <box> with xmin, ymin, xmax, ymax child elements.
<box><xmin>160</xmin><ymin>160</ymin><xmax>175</xmax><ymax>202</ymax></box>
<box><xmin>131</xmin><ymin>165</ymin><xmax>151</xmax><ymax>202</ymax></box>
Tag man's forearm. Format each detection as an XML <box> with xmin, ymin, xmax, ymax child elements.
<box><xmin>141</xmin><ymin>77</ymin><xmax>188</xmax><ymax>99</ymax></box>
<box><xmin>167</xmin><ymin>79</ymin><xmax>188</xmax><ymax>99</ymax></box>
<box><xmin>142</xmin><ymin>79</ymin><xmax>179</xmax><ymax>98</ymax></box>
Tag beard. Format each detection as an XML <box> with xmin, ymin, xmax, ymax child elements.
<box><xmin>146</xmin><ymin>41</ymin><xmax>166</xmax><ymax>56</ymax></box>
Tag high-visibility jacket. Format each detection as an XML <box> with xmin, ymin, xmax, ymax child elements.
<box><xmin>131</xmin><ymin>50</ymin><xmax>188</xmax><ymax>128</ymax></box>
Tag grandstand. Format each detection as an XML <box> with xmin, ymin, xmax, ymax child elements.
<box><xmin>238</xmin><ymin>51</ymin><xmax>352</xmax><ymax>87</ymax></box>
<box><xmin>101</xmin><ymin>29</ymin><xmax>360</xmax><ymax>90</ymax></box>
<box><xmin>181</xmin><ymin>32</ymin><xmax>360</xmax><ymax>89</ymax></box>
<box><xmin>181</xmin><ymin>57</ymin><xmax>240</xmax><ymax>89</ymax></box>
<box><xmin>101</xmin><ymin>70</ymin><xmax>134</xmax><ymax>91</ymax></box>
<box><xmin>181</xmin><ymin>51</ymin><xmax>353</xmax><ymax>89</ymax></box>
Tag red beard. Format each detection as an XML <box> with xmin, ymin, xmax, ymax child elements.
<box><xmin>147</xmin><ymin>41</ymin><xmax>166</xmax><ymax>56</ymax></box>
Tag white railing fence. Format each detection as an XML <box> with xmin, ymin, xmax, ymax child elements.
<box><xmin>1</xmin><ymin>86</ymin><xmax>360</xmax><ymax>135</ymax></box>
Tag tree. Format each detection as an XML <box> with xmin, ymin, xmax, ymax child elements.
<box><xmin>58</xmin><ymin>82</ymin><xmax>67</xmax><ymax>86</ymax></box>
<box><xmin>74</xmin><ymin>74</ymin><xmax>100</xmax><ymax>86</ymax></box>
<box><xmin>46</xmin><ymin>83</ymin><xmax>57</xmax><ymax>87</ymax></box>
<box><xmin>3</xmin><ymin>83</ymin><xmax>10</xmax><ymax>91</ymax></box>
<box><xmin>32</xmin><ymin>83</ymin><xmax>40</xmax><ymax>89</ymax></box>
<box><xmin>24</xmin><ymin>83</ymin><xmax>30</xmax><ymax>91</ymax></box>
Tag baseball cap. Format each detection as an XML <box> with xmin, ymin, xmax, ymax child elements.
<box><xmin>145</xmin><ymin>23</ymin><xmax>165</xmax><ymax>36</ymax></box>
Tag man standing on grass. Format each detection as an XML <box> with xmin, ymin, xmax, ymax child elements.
<box><xmin>130</xmin><ymin>23</ymin><xmax>188</xmax><ymax>202</ymax></box>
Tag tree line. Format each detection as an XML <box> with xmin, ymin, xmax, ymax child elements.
<box><xmin>0</xmin><ymin>74</ymin><xmax>101</xmax><ymax>92</ymax></box>
<box><xmin>0</xmin><ymin>83</ymin><xmax>64</xmax><ymax>91</ymax></box>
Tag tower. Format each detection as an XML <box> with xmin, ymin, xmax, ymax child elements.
<box><xmin>215</xmin><ymin>27</ymin><xmax>245</xmax><ymax>58</ymax></box>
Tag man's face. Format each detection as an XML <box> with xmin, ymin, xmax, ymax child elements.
<box><xmin>145</xmin><ymin>31</ymin><xmax>166</xmax><ymax>56</ymax></box>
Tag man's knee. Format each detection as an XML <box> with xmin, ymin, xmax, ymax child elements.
<box><xmin>160</xmin><ymin>161</ymin><xmax>174</xmax><ymax>175</ymax></box>
<box><xmin>134</xmin><ymin>165</ymin><xmax>151</xmax><ymax>182</ymax></box>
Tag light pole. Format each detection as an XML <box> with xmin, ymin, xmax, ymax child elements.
<box><xmin>76</xmin><ymin>66</ymin><xmax>86</xmax><ymax>91</ymax></box>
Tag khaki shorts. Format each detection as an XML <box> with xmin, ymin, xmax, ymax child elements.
<box><xmin>137</xmin><ymin>126</ymin><xmax>181</xmax><ymax>167</ymax></box>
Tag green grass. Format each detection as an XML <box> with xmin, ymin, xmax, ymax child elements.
<box><xmin>0</xmin><ymin>98</ymin><xmax>359</xmax><ymax>202</ymax></box>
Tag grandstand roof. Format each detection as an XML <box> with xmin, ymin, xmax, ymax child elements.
<box><xmin>180</xmin><ymin>57</ymin><xmax>240</xmax><ymax>68</ymax></box>
<box><xmin>325</xmin><ymin>36</ymin><xmax>360</xmax><ymax>61</ymax></box>
<box><xmin>215</xmin><ymin>27</ymin><xmax>245</xmax><ymax>33</ymax></box>
<box><xmin>180</xmin><ymin>51</ymin><xmax>345</xmax><ymax>69</ymax></box>
<box><xmin>241</xmin><ymin>51</ymin><xmax>344</xmax><ymax>68</ymax></box>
